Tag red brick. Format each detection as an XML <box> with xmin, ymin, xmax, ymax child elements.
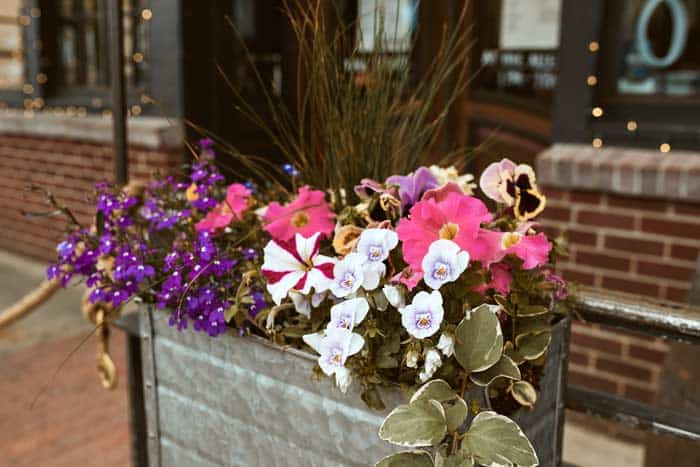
<box><xmin>666</xmin><ymin>286</ymin><xmax>689</xmax><ymax>303</ymax></box>
<box><xmin>637</xmin><ymin>261</ymin><xmax>695</xmax><ymax>282</ymax></box>
<box><xmin>623</xmin><ymin>384</ymin><xmax>656</xmax><ymax>404</ymax></box>
<box><xmin>567</xmin><ymin>229</ymin><xmax>597</xmax><ymax>246</ymax></box>
<box><xmin>571</xmin><ymin>331</ymin><xmax>623</xmax><ymax>355</ymax></box>
<box><xmin>670</xmin><ymin>244</ymin><xmax>700</xmax><ymax>261</ymax></box>
<box><xmin>577</xmin><ymin>210</ymin><xmax>635</xmax><ymax>230</ymax></box>
<box><xmin>641</xmin><ymin>218</ymin><xmax>700</xmax><ymax>240</ymax></box>
<box><xmin>570</xmin><ymin>191</ymin><xmax>602</xmax><ymax>204</ymax></box>
<box><xmin>569</xmin><ymin>350</ymin><xmax>590</xmax><ymax>367</ymax></box>
<box><xmin>542</xmin><ymin>187</ymin><xmax>568</xmax><ymax>201</ymax></box>
<box><xmin>559</xmin><ymin>267</ymin><xmax>596</xmax><ymax>286</ymax></box>
<box><xmin>596</xmin><ymin>357</ymin><xmax>652</xmax><ymax>382</ymax></box>
<box><xmin>543</xmin><ymin>206</ymin><xmax>571</xmax><ymax>222</ymax></box>
<box><xmin>568</xmin><ymin>369</ymin><xmax>619</xmax><ymax>393</ymax></box>
<box><xmin>604</xmin><ymin>235</ymin><xmax>664</xmax><ymax>256</ymax></box>
<box><xmin>628</xmin><ymin>345</ymin><xmax>668</xmax><ymax>364</ymax></box>
<box><xmin>601</xmin><ymin>276</ymin><xmax>660</xmax><ymax>298</ymax></box>
<box><xmin>576</xmin><ymin>251</ymin><xmax>631</xmax><ymax>272</ymax></box>
<box><xmin>607</xmin><ymin>196</ymin><xmax>668</xmax><ymax>212</ymax></box>
<box><xmin>674</xmin><ymin>201</ymin><xmax>700</xmax><ymax>217</ymax></box>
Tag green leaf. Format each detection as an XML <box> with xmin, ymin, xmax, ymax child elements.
<box><xmin>410</xmin><ymin>379</ymin><xmax>457</xmax><ymax>404</ymax></box>
<box><xmin>518</xmin><ymin>305</ymin><xmax>549</xmax><ymax>317</ymax></box>
<box><xmin>511</xmin><ymin>380</ymin><xmax>538</xmax><ymax>408</ymax></box>
<box><xmin>375</xmin><ymin>450</ymin><xmax>434</xmax><ymax>467</ymax></box>
<box><xmin>461</xmin><ymin>411</ymin><xmax>538</xmax><ymax>467</ymax></box>
<box><xmin>445</xmin><ymin>396</ymin><xmax>469</xmax><ymax>432</ymax></box>
<box><xmin>379</xmin><ymin>399</ymin><xmax>447</xmax><ymax>447</ymax></box>
<box><xmin>435</xmin><ymin>451</ymin><xmax>475</xmax><ymax>467</ymax></box>
<box><xmin>515</xmin><ymin>331</ymin><xmax>552</xmax><ymax>361</ymax></box>
<box><xmin>514</xmin><ymin>315</ymin><xmax>551</xmax><ymax>337</ymax></box>
<box><xmin>454</xmin><ymin>305</ymin><xmax>503</xmax><ymax>373</ymax></box>
<box><xmin>469</xmin><ymin>354</ymin><xmax>521</xmax><ymax>387</ymax></box>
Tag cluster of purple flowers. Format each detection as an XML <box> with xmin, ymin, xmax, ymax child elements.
<box><xmin>48</xmin><ymin>144</ymin><xmax>268</xmax><ymax>338</ymax></box>
<box><xmin>158</xmin><ymin>232</ymin><xmax>238</xmax><ymax>336</ymax></box>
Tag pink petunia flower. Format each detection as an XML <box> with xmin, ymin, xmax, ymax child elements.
<box><xmin>195</xmin><ymin>183</ymin><xmax>251</xmax><ymax>232</ymax></box>
<box><xmin>499</xmin><ymin>230</ymin><xmax>551</xmax><ymax>270</ymax></box>
<box><xmin>474</xmin><ymin>262</ymin><xmax>512</xmax><ymax>295</ymax></box>
<box><xmin>263</xmin><ymin>186</ymin><xmax>335</xmax><ymax>242</ymax></box>
<box><xmin>396</xmin><ymin>192</ymin><xmax>492</xmax><ymax>274</ymax></box>
<box><xmin>261</xmin><ymin>232</ymin><xmax>336</xmax><ymax>305</ymax></box>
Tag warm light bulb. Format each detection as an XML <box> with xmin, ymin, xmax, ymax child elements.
<box><xmin>36</xmin><ymin>73</ymin><xmax>47</xmax><ymax>84</ymax></box>
<box><xmin>133</xmin><ymin>52</ymin><xmax>144</xmax><ymax>63</ymax></box>
<box><xmin>592</xmin><ymin>138</ymin><xmax>603</xmax><ymax>148</ymax></box>
<box><xmin>141</xmin><ymin>9</ymin><xmax>153</xmax><ymax>20</ymax></box>
<box><xmin>659</xmin><ymin>143</ymin><xmax>671</xmax><ymax>153</ymax></box>
<box><xmin>588</xmin><ymin>41</ymin><xmax>599</xmax><ymax>52</ymax></box>
<box><xmin>626</xmin><ymin>121</ymin><xmax>637</xmax><ymax>132</ymax></box>
<box><xmin>592</xmin><ymin>107</ymin><xmax>604</xmax><ymax>118</ymax></box>
<box><xmin>586</xmin><ymin>75</ymin><xmax>598</xmax><ymax>86</ymax></box>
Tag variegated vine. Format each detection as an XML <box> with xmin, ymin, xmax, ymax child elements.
<box><xmin>375</xmin><ymin>305</ymin><xmax>542</xmax><ymax>467</ymax></box>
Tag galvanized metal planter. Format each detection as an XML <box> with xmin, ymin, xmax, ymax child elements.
<box><xmin>138</xmin><ymin>306</ymin><xmax>570</xmax><ymax>467</ymax></box>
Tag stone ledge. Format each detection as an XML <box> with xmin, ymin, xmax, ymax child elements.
<box><xmin>536</xmin><ymin>144</ymin><xmax>700</xmax><ymax>203</ymax></box>
<box><xmin>0</xmin><ymin>111</ymin><xmax>183</xmax><ymax>150</ymax></box>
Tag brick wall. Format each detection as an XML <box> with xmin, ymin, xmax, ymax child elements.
<box><xmin>537</xmin><ymin>144</ymin><xmax>700</xmax><ymax>403</ymax></box>
<box><xmin>0</xmin><ymin>116</ymin><xmax>182</xmax><ymax>261</ymax></box>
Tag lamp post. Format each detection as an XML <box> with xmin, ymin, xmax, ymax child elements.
<box><xmin>108</xmin><ymin>0</ymin><xmax>128</xmax><ymax>185</ymax></box>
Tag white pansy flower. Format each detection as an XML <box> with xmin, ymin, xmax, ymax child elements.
<box><xmin>382</xmin><ymin>284</ymin><xmax>405</xmax><ymax>309</ymax></box>
<box><xmin>328</xmin><ymin>297</ymin><xmax>369</xmax><ymax>330</ymax></box>
<box><xmin>421</xmin><ymin>239</ymin><xmax>470</xmax><ymax>290</ymax></box>
<box><xmin>400</xmin><ymin>290</ymin><xmax>444</xmax><ymax>339</ymax></box>
<box><xmin>406</xmin><ymin>349</ymin><xmax>420</xmax><ymax>368</ymax></box>
<box><xmin>356</xmin><ymin>228</ymin><xmax>399</xmax><ymax>290</ymax></box>
<box><xmin>289</xmin><ymin>290</ymin><xmax>327</xmax><ymax>317</ymax></box>
<box><xmin>419</xmin><ymin>348</ymin><xmax>443</xmax><ymax>382</ymax></box>
<box><xmin>303</xmin><ymin>328</ymin><xmax>364</xmax><ymax>392</ymax></box>
<box><xmin>437</xmin><ymin>333</ymin><xmax>455</xmax><ymax>357</ymax></box>
<box><xmin>330</xmin><ymin>253</ymin><xmax>365</xmax><ymax>298</ymax></box>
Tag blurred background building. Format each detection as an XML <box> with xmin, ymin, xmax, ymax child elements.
<box><xmin>0</xmin><ymin>1</ymin><xmax>698</xmax><ymax>466</ymax></box>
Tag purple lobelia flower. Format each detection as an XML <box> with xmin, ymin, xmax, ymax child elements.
<box><xmin>385</xmin><ymin>167</ymin><xmax>439</xmax><ymax>211</ymax></box>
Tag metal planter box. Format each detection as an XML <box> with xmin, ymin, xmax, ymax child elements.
<box><xmin>137</xmin><ymin>307</ymin><xmax>570</xmax><ymax>467</ymax></box>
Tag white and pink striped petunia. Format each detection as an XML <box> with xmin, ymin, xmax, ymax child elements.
<box><xmin>261</xmin><ymin>232</ymin><xmax>336</xmax><ymax>305</ymax></box>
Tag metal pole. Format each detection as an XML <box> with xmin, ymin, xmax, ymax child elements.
<box><xmin>108</xmin><ymin>0</ymin><xmax>128</xmax><ymax>185</ymax></box>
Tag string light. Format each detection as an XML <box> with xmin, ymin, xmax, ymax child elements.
<box><xmin>586</xmin><ymin>75</ymin><xmax>598</xmax><ymax>86</ymax></box>
<box><xmin>141</xmin><ymin>9</ymin><xmax>153</xmax><ymax>21</ymax></box>
<box><xmin>36</xmin><ymin>73</ymin><xmax>48</xmax><ymax>84</ymax></box>
<box><xmin>659</xmin><ymin>143</ymin><xmax>671</xmax><ymax>153</ymax></box>
<box><xmin>626</xmin><ymin>121</ymin><xmax>638</xmax><ymax>132</ymax></box>
<box><xmin>132</xmin><ymin>52</ymin><xmax>144</xmax><ymax>63</ymax></box>
<box><xmin>592</xmin><ymin>107</ymin><xmax>604</xmax><ymax>118</ymax></box>
<box><xmin>588</xmin><ymin>41</ymin><xmax>599</xmax><ymax>52</ymax></box>
<box><xmin>592</xmin><ymin>137</ymin><xmax>603</xmax><ymax>148</ymax></box>
<box><xmin>22</xmin><ymin>83</ymin><xmax>34</xmax><ymax>94</ymax></box>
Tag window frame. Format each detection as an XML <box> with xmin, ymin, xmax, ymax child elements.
<box><xmin>0</xmin><ymin>0</ymin><xmax>172</xmax><ymax>115</ymax></box>
<box><xmin>552</xmin><ymin>0</ymin><xmax>700</xmax><ymax>150</ymax></box>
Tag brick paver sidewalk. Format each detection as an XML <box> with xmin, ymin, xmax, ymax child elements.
<box><xmin>0</xmin><ymin>331</ymin><xmax>131</xmax><ymax>467</ymax></box>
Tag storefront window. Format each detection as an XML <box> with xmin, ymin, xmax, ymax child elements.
<box><xmin>616</xmin><ymin>0</ymin><xmax>700</xmax><ymax>98</ymax></box>
<box><xmin>473</xmin><ymin>0</ymin><xmax>562</xmax><ymax>113</ymax></box>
